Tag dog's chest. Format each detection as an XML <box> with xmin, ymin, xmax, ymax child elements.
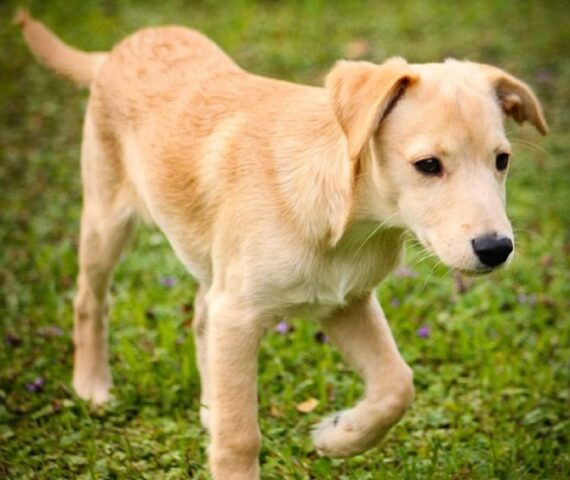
<box><xmin>282</xmin><ymin>230</ymin><xmax>404</xmax><ymax>319</ymax></box>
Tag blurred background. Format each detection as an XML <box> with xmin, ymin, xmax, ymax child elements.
<box><xmin>1</xmin><ymin>1</ymin><xmax>568</xmax><ymax>478</ymax></box>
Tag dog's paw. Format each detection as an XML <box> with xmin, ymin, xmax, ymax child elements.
<box><xmin>312</xmin><ymin>411</ymin><xmax>382</xmax><ymax>458</ymax></box>
<box><xmin>73</xmin><ymin>376</ymin><xmax>112</xmax><ymax>405</ymax></box>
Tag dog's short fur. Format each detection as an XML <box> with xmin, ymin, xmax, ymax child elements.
<box><xmin>17</xmin><ymin>10</ymin><xmax>547</xmax><ymax>479</ymax></box>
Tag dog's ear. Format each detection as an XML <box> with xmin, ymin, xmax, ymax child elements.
<box><xmin>477</xmin><ymin>64</ymin><xmax>548</xmax><ymax>135</ymax></box>
<box><xmin>326</xmin><ymin>58</ymin><xmax>418</xmax><ymax>160</ymax></box>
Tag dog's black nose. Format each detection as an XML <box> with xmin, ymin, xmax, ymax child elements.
<box><xmin>471</xmin><ymin>234</ymin><xmax>513</xmax><ymax>268</ymax></box>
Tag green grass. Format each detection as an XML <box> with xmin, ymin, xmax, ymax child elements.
<box><xmin>1</xmin><ymin>0</ymin><xmax>569</xmax><ymax>478</ymax></box>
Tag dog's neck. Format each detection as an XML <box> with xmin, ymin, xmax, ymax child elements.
<box><xmin>270</xmin><ymin>100</ymin><xmax>400</xmax><ymax>252</ymax></box>
<box><xmin>336</xmin><ymin>142</ymin><xmax>406</xmax><ymax>255</ymax></box>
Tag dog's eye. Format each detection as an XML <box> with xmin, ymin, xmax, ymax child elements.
<box><xmin>496</xmin><ymin>152</ymin><xmax>510</xmax><ymax>171</ymax></box>
<box><xmin>414</xmin><ymin>158</ymin><xmax>442</xmax><ymax>176</ymax></box>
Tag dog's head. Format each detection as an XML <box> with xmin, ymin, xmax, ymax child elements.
<box><xmin>327</xmin><ymin>58</ymin><xmax>547</xmax><ymax>273</ymax></box>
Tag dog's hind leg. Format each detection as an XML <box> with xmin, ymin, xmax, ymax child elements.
<box><xmin>313</xmin><ymin>293</ymin><xmax>414</xmax><ymax>457</ymax></box>
<box><xmin>72</xmin><ymin>113</ymin><xmax>135</xmax><ymax>404</ymax></box>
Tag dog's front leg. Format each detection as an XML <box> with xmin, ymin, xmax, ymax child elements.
<box><xmin>313</xmin><ymin>293</ymin><xmax>414</xmax><ymax>457</ymax></box>
<box><xmin>207</xmin><ymin>293</ymin><xmax>263</xmax><ymax>480</ymax></box>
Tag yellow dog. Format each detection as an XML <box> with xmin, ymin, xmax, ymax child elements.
<box><xmin>17</xmin><ymin>10</ymin><xmax>546</xmax><ymax>479</ymax></box>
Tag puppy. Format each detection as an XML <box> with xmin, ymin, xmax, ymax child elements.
<box><xmin>17</xmin><ymin>10</ymin><xmax>547</xmax><ymax>480</ymax></box>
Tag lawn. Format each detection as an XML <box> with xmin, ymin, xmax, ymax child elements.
<box><xmin>1</xmin><ymin>0</ymin><xmax>569</xmax><ymax>478</ymax></box>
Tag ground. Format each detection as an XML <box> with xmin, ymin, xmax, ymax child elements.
<box><xmin>1</xmin><ymin>0</ymin><xmax>569</xmax><ymax>478</ymax></box>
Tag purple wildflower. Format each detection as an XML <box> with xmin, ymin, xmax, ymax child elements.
<box><xmin>535</xmin><ymin>68</ymin><xmax>553</xmax><ymax>85</ymax></box>
<box><xmin>394</xmin><ymin>266</ymin><xmax>418</xmax><ymax>279</ymax></box>
<box><xmin>517</xmin><ymin>294</ymin><xmax>537</xmax><ymax>306</ymax></box>
<box><xmin>25</xmin><ymin>377</ymin><xmax>45</xmax><ymax>393</ymax></box>
<box><xmin>275</xmin><ymin>321</ymin><xmax>293</xmax><ymax>335</ymax></box>
<box><xmin>159</xmin><ymin>276</ymin><xmax>177</xmax><ymax>288</ymax></box>
<box><xmin>417</xmin><ymin>325</ymin><xmax>431</xmax><ymax>339</ymax></box>
<box><xmin>4</xmin><ymin>333</ymin><xmax>22</xmax><ymax>348</ymax></box>
<box><xmin>38</xmin><ymin>326</ymin><xmax>64</xmax><ymax>338</ymax></box>
<box><xmin>390</xmin><ymin>298</ymin><xmax>401</xmax><ymax>308</ymax></box>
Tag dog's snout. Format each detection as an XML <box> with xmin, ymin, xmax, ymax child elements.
<box><xmin>471</xmin><ymin>234</ymin><xmax>513</xmax><ymax>268</ymax></box>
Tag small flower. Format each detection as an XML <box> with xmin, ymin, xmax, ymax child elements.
<box><xmin>390</xmin><ymin>298</ymin><xmax>401</xmax><ymax>308</ymax></box>
<box><xmin>535</xmin><ymin>68</ymin><xmax>553</xmax><ymax>85</ymax></box>
<box><xmin>25</xmin><ymin>377</ymin><xmax>45</xmax><ymax>393</ymax></box>
<box><xmin>417</xmin><ymin>325</ymin><xmax>431</xmax><ymax>339</ymax></box>
<box><xmin>38</xmin><ymin>326</ymin><xmax>64</xmax><ymax>338</ymax></box>
<box><xmin>4</xmin><ymin>333</ymin><xmax>22</xmax><ymax>348</ymax></box>
<box><xmin>517</xmin><ymin>294</ymin><xmax>537</xmax><ymax>306</ymax></box>
<box><xmin>159</xmin><ymin>276</ymin><xmax>177</xmax><ymax>288</ymax></box>
<box><xmin>274</xmin><ymin>321</ymin><xmax>293</xmax><ymax>335</ymax></box>
<box><xmin>394</xmin><ymin>266</ymin><xmax>418</xmax><ymax>279</ymax></box>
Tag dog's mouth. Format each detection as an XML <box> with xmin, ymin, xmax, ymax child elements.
<box><xmin>458</xmin><ymin>266</ymin><xmax>494</xmax><ymax>276</ymax></box>
<box><xmin>413</xmin><ymin>237</ymin><xmax>499</xmax><ymax>276</ymax></box>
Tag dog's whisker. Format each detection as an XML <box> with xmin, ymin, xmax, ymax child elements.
<box><xmin>418</xmin><ymin>258</ymin><xmax>443</xmax><ymax>293</ymax></box>
<box><xmin>512</xmin><ymin>226</ymin><xmax>548</xmax><ymax>245</ymax></box>
<box><xmin>351</xmin><ymin>213</ymin><xmax>399</xmax><ymax>259</ymax></box>
<box><xmin>412</xmin><ymin>252</ymin><xmax>437</xmax><ymax>269</ymax></box>
<box><xmin>510</xmin><ymin>138</ymin><xmax>552</xmax><ymax>160</ymax></box>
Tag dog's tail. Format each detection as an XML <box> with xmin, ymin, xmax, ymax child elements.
<box><xmin>14</xmin><ymin>9</ymin><xmax>108</xmax><ymax>87</ymax></box>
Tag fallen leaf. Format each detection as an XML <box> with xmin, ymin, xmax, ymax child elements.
<box><xmin>296</xmin><ymin>397</ymin><xmax>319</xmax><ymax>413</ymax></box>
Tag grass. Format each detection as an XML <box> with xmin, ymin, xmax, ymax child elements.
<box><xmin>1</xmin><ymin>0</ymin><xmax>569</xmax><ymax>478</ymax></box>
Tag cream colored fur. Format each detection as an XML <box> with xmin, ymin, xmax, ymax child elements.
<box><xmin>17</xmin><ymin>10</ymin><xmax>547</xmax><ymax>479</ymax></box>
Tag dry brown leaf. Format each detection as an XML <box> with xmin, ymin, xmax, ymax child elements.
<box><xmin>296</xmin><ymin>397</ymin><xmax>319</xmax><ymax>413</ymax></box>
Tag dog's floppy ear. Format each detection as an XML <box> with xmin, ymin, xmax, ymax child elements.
<box><xmin>326</xmin><ymin>58</ymin><xmax>418</xmax><ymax>160</ymax></box>
<box><xmin>477</xmin><ymin>64</ymin><xmax>548</xmax><ymax>135</ymax></box>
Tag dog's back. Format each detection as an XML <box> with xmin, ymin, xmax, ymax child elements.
<box><xmin>93</xmin><ymin>26</ymin><xmax>242</xmax><ymax>129</ymax></box>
